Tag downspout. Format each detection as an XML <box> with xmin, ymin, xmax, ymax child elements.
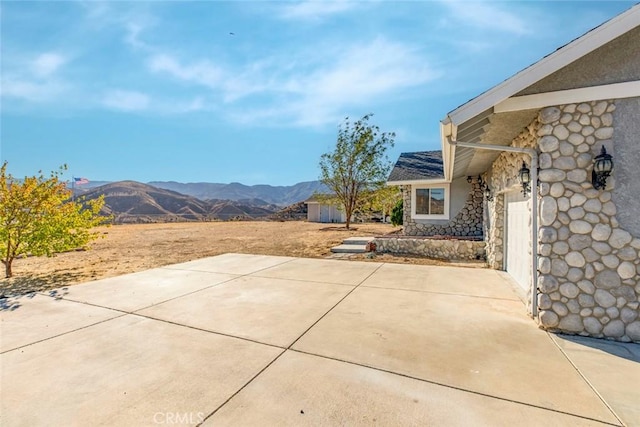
<box><xmin>446</xmin><ymin>136</ymin><xmax>539</xmax><ymax>318</ymax></box>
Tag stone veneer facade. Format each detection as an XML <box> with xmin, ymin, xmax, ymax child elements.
<box><xmin>374</xmin><ymin>237</ymin><xmax>485</xmax><ymax>261</ymax></box>
<box><xmin>402</xmin><ymin>181</ymin><xmax>484</xmax><ymax>237</ymax></box>
<box><xmin>486</xmin><ymin>101</ymin><xmax>640</xmax><ymax>342</ymax></box>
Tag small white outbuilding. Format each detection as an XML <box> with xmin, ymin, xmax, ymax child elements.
<box><xmin>305</xmin><ymin>198</ymin><xmax>346</xmax><ymax>223</ymax></box>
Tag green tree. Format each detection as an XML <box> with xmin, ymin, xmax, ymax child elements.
<box><xmin>0</xmin><ymin>163</ymin><xmax>108</xmax><ymax>278</ymax></box>
<box><xmin>367</xmin><ymin>185</ymin><xmax>401</xmax><ymax>223</ymax></box>
<box><xmin>319</xmin><ymin>114</ymin><xmax>395</xmax><ymax>229</ymax></box>
<box><xmin>391</xmin><ymin>199</ymin><xmax>403</xmax><ymax>227</ymax></box>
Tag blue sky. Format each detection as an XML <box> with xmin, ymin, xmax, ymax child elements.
<box><xmin>1</xmin><ymin>1</ymin><xmax>635</xmax><ymax>185</ymax></box>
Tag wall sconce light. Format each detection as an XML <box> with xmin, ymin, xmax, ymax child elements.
<box><xmin>518</xmin><ymin>161</ymin><xmax>531</xmax><ymax>196</ymax></box>
<box><xmin>484</xmin><ymin>185</ymin><xmax>494</xmax><ymax>202</ymax></box>
<box><xmin>591</xmin><ymin>146</ymin><xmax>613</xmax><ymax>190</ymax></box>
<box><xmin>473</xmin><ymin>174</ymin><xmax>493</xmax><ymax>201</ymax></box>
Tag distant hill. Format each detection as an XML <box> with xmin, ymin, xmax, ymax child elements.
<box><xmin>80</xmin><ymin>181</ymin><xmax>283</xmax><ymax>223</ymax></box>
<box><xmin>148</xmin><ymin>180</ymin><xmax>327</xmax><ymax>206</ymax></box>
<box><xmin>269</xmin><ymin>201</ymin><xmax>308</xmax><ymax>221</ymax></box>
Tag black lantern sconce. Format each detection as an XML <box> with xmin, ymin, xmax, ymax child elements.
<box><xmin>518</xmin><ymin>161</ymin><xmax>531</xmax><ymax>196</ymax></box>
<box><xmin>591</xmin><ymin>146</ymin><xmax>613</xmax><ymax>190</ymax></box>
<box><xmin>469</xmin><ymin>175</ymin><xmax>494</xmax><ymax>201</ymax></box>
<box><xmin>484</xmin><ymin>184</ymin><xmax>494</xmax><ymax>202</ymax></box>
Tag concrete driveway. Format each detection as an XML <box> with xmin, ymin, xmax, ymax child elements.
<box><xmin>1</xmin><ymin>254</ymin><xmax>638</xmax><ymax>426</ymax></box>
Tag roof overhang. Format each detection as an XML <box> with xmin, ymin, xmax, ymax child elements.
<box><xmin>444</xmin><ymin>5</ymin><xmax>640</xmax><ymax>129</ymax></box>
<box><xmin>440</xmin><ymin>4</ymin><xmax>640</xmax><ymax>181</ymax></box>
<box><xmin>495</xmin><ymin>80</ymin><xmax>640</xmax><ymax>113</ymax></box>
<box><xmin>387</xmin><ymin>178</ymin><xmax>449</xmax><ymax>186</ymax></box>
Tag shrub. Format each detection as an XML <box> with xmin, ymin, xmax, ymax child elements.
<box><xmin>391</xmin><ymin>199</ymin><xmax>403</xmax><ymax>226</ymax></box>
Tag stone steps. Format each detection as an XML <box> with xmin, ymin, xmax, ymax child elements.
<box><xmin>330</xmin><ymin>237</ymin><xmax>374</xmax><ymax>254</ymax></box>
<box><xmin>342</xmin><ymin>237</ymin><xmax>375</xmax><ymax>246</ymax></box>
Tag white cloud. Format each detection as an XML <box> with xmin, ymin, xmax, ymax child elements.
<box><xmin>147</xmin><ymin>36</ymin><xmax>438</xmax><ymax>127</ymax></box>
<box><xmin>124</xmin><ymin>21</ymin><xmax>146</xmax><ymax>49</ymax></box>
<box><xmin>440</xmin><ymin>0</ymin><xmax>532</xmax><ymax>35</ymax></box>
<box><xmin>279</xmin><ymin>0</ymin><xmax>356</xmax><ymax>20</ymax></box>
<box><xmin>148</xmin><ymin>54</ymin><xmax>224</xmax><ymax>89</ymax></box>
<box><xmin>0</xmin><ymin>77</ymin><xmax>67</xmax><ymax>102</ymax></box>
<box><xmin>32</xmin><ymin>53</ymin><xmax>67</xmax><ymax>77</ymax></box>
<box><xmin>103</xmin><ymin>89</ymin><xmax>150</xmax><ymax>111</ymax></box>
<box><xmin>1</xmin><ymin>51</ymin><xmax>69</xmax><ymax>103</ymax></box>
<box><xmin>225</xmin><ymin>37</ymin><xmax>439</xmax><ymax>127</ymax></box>
<box><xmin>166</xmin><ymin>97</ymin><xmax>206</xmax><ymax>114</ymax></box>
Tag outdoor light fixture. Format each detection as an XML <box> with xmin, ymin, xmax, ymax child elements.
<box><xmin>467</xmin><ymin>176</ymin><xmax>473</xmax><ymax>183</ymax></box>
<box><xmin>484</xmin><ymin>185</ymin><xmax>494</xmax><ymax>202</ymax></box>
<box><xmin>591</xmin><ymin>146</ymin><xmax>613</xmax><ymax>190</ymax></box>
<box><xmin>472</xmin><ymin>174</ymin><xmax>493</xmax><ymax>201</ymax></box>
<box><xmin>518</xmin><ymin>161</ymin><xmax>531</xmax><ymax>196</ymax></box>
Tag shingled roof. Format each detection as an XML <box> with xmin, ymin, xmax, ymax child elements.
<box><xmin>387</xmin><ymin>151</ymin><xmax>444</xmax><ymax>183</ymax></box>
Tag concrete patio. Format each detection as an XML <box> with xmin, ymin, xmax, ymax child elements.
<box><xmin>1</xmin><ymin>254</ymin><xmax>638</xmax><ymax>426</ymax></box>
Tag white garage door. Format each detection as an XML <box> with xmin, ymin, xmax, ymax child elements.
<box><xmin>505</xmin><ymin>190</ymin><xmax>531</xmax><ymax>292</ymax></box>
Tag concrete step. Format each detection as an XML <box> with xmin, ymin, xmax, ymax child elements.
<box><xmin>330</xmin><ymin>244</ymin><xmax>368</xmax><ymax>254</ymax></box>
<box><xmin>342</xmin><ymin>237</ymin><xmax>375</xmax><ymax>245</ymax></box>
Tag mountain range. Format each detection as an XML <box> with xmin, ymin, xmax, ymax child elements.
<box><xmin>148</xmin><ymin>180</ymin><xmax>327</xmax><ymax>206</ymax></box>
<box><xmin>77</xmin><ymin>180</ymin><xmax>326</xmax><ymax>206</ymax></box>
<box><xmin>78</xmin><ymin>180</ymin><xmax>319</xmax><ymax>223</ymax></box>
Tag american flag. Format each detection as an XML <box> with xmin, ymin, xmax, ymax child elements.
<box><xmin>74</xmin><ymin>177</ymin><xmax>89</xmax><ymax>185</ymax></box>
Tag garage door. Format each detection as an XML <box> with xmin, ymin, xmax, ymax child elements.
<box><xmin>505</xmin><ymin>190</ymin><xmax>531</xmax><ymax>292</ymax></box>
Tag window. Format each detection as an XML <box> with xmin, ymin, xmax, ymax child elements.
<box><xmin>412</xmin><ymin>184</ymin><xmax>449</xmax><ymax>219</ymax></box>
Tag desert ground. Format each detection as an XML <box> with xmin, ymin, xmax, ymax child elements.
<box><xmin>1</xmin><ymin>221</ymin><xmax>484</xmax><ymax>297</ymax></box>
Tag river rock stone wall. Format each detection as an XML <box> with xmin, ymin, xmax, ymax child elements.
<box><xmin>374</xmin><ymin>237</ymin><xmax>485</xmax><ymax>261</ymax></box>
<box><xmin>487</xmin><ymin>101</ymin><xmax>640</xmax><ymax>342</ymax></box>
<box><xmin>535</xmin><ymin>101</ymin><xmax>639</xmax><ymax>342</ymax></box>
<box><xmin>403</xmin><ymin>181</ymin><xmax>484</xmax><ymax>237</ymax></box>
<box><xmin>485</xmin><ymin>194</ymin><xmax>504</xmax><ymax>270</ymax></box>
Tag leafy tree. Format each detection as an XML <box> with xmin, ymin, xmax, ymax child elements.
<box><xmin>319</xmin><ymin>114</ymin><xmax>395</xmax><ymax>229</ymax></box>
<box><xmin>0</xmin><ymin>163</ymin><xmax>108</xmax><ymax>278</ymax></box>
<box><xmin>391</xmin><ymin>199</ymin><xmax>403</xmax><ymax>227</ymax></box>
<box><xmin>367</xmin><ymin>185</ymin><xmax>401</xmax><ymax>223</ymax></box>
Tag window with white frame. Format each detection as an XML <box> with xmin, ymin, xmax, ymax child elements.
<box><xmin>412</xmin><ymin>184</ymin><xmax>449</xmax><ymax>219</ymax></box>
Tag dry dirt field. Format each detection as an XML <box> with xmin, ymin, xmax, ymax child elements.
<box><xmin>1</xmin><ymin>221</ymin><xmax>484</xmax><ymax>296</ymax></box>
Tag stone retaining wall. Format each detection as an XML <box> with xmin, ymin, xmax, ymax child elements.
<box><xmin>374</xmin><ymin>237</ymin><xmax>485</xmax><ymax>261</ymax></box>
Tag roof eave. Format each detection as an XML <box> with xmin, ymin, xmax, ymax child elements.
<box><xmin>446</xmin><ymin>4</ymin><xmax>640</xmax><ymax>128</ymax></box>
<box><xmin>387</xmin><ymin>178</ymin><xmax>449</xmax><ymax>186</ymax></box>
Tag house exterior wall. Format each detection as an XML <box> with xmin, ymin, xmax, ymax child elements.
<box><xmin>486</xmin><ymin>100</ymin><xmax>640</xmax><ymax>342</ymax></box>
<box><xmin>612</xmin><ymin>97</ymin><xmax>640</xmax><ymax>236</ymax></box>
<box><xmin>402</xmin><ymin>177</ymin><xmax>483</xmax><ymax>237</ymax></box>
<box><xmin>517</xmin><ymin>26</ymin><xmax>640</xmax><ymax>96</ymax></box>
<box><xmin>484</xmin><ymin>118</ymin><xmax>540</xmax><ymax>272</ymax></box>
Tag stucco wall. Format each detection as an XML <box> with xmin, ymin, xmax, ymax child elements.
<box><xmin>612</xmin><ymin>97</ymin><xmax>640</xmax><ymax>236</ymax></box>
<box><xmin>402</xmin><ymin>177</ymin><xmax>483</xmax><ymax>237</ymax></box>
<box><xmin>517</xmin><ymin>26</ymin><xmax>640</xmax><ymax>96</ymax></box>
